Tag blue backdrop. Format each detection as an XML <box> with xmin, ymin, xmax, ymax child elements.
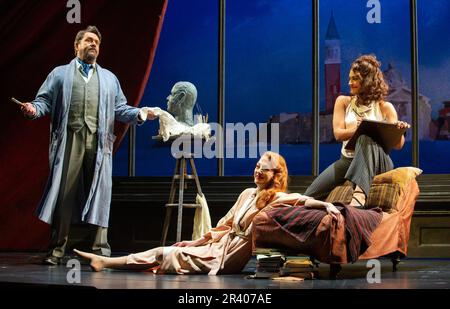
<box><xmin>114</xmin><ymin>0</ymin><xmax>450</xmax><ymax>177</ymax></box>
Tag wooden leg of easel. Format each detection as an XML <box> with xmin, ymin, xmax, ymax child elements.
<box><xmin>161</xmin><ymin>207</ymin><xmax>172</xmax><ymax>246</ymax></box>
<box><xmin>176</xmin><ymin>158</ymin><xmax>186</xmax><ymax>243</ymax></box>
<box><xmin>169</xmin><ymin>158</ymin><xmax>181</xmax><ymax>200</ymax></box>
<box><xmin>161</xmin><ymin>159</ymin><xmax>181</xmax><ymax>246</ymax></box>
<box><xmin>189</xmin><ymin>158</ymin><xmax>203</xmax><ymax>196</ymax></box>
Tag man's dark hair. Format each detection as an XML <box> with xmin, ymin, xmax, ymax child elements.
<box><xmin>74</xmin><ymin>25</ymin><xmax>102</xmax><ymax>54</ymax></box>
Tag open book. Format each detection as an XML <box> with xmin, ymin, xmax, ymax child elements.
<box><xmin>345</xmin><ymin>119</ymin><xmax>407</xmax><ymax>152</ymax></box>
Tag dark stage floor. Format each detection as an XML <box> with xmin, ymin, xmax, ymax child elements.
<box><xmin>1</xmin><ymin>252</ymin><xmax>450</xmax><ymax>289</ymax></box>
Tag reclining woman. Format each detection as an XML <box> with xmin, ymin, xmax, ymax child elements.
<box><xmin>305</xmin><ymin>54</ymin><xmax>410</xmax><ymax>207</ymax></box>
<box><xmin>75</xmin><ymin>151</ymin><xmax>340</xmax><ymax>275</ymax></box>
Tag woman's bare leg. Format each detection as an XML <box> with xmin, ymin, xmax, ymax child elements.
<box><xmin>74</xmin><ymin>248</ymin><xmax>164</xmax><ymax>272</ymax></box>
<box><xmin>350</xmin><ymin>185</ymin><xmax>366</xmax><ymax>207</ymax></box>
<box><xmin>74</xmin><ymin>249</ymin><xmax>128</xmax><ymax>271</ymax></box>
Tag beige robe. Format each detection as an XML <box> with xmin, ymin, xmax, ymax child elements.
<box><xmin>126</xmin><ymin>188</ymin><xmax>308</xmax><ymax>275</ymax></box>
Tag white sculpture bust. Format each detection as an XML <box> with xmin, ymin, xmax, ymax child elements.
<box><xmin>166</xmin><ymin>81</ymin><xmax>197</xmax><ymax>126</ymax></box>
<box><xmin>144</xmin><ymin>82</ymin><xmax>210</xmax><ymax>142</ymax></box>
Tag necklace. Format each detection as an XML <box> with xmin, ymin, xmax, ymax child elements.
<box><xmin>351</xmin><ymin>97</ymin><xmax>374</xmax><ymax>118</ymax></box>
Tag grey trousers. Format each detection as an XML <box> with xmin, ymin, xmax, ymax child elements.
<box><xmin>304</xmin><ymin>135</ymin><xmax>394</xmax><ymax>200</ymax></box>
<box><xmin>49</xmin><ymin>126</ymin><xmax>111</xmax><ymax>258</ymax></box>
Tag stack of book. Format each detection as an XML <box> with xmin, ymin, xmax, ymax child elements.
<box><xmin>279</xmin><ymin>256</ymin><xmax>317</xmax><ymax>279</ymax></box>
<box><xmin>250</xmin><ymin>248</ymin><xmax>319</xmax><ymax>280</ymax></box>
<box><xmin>253</xmin><ymin>248</ymin><xmax>286</xmax><ymax>279</ymax></box>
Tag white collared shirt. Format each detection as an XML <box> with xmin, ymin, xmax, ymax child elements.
<box><xmin>75</xmin><ymin>61</ymin><xmax>96</xmax><ymax>83</ymax></box>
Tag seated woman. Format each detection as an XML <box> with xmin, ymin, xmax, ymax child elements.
<box><xmin>75</xmin><ymin>151</ymin><xmax>340</xmax><ymax>275</ymax></box>
<box><xmin>305</xmin><ymin>54</ymin><xmax>410</xmax><ymax>207</ymax></box>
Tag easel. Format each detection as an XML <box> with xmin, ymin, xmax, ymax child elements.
<box><xmin>153</xmin><ymin>135</ymin><xmax>204</xmax><ymax>245</ymax></box>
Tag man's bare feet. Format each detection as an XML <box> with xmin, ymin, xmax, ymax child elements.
<box><xmin>73</xmin><ymin>249</ymin><xmax>105</xmax><ymax>272</ymax></box>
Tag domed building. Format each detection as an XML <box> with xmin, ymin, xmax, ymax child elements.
<box><xmin>270</xmin><ymin>15</ymin><xmax>436</xmax><ymax>145</ymax></box>
<box><xmin>384</xmin><ymin>63</ymin><xmax>432</xmax><ymax>140</ymax></box>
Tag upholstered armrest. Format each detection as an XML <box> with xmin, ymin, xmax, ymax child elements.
<box><xmin>325</xmin><ymin>167</ymin><xmax>422</xmax><ymax>213</ymax></box>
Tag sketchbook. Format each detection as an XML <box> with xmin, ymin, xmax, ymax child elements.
<box><xmin>344</xmin><ymin>119</ymin><xmax>407</xmax><ymax>152</ymax></box>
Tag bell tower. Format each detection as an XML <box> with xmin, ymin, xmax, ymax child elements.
<box><xmin>324</xmin><ymin>12</ymin><xmax>341</xmax><ymax>113</ymax></box>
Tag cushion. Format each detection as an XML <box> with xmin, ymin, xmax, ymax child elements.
<box><xmin>366</xmin><ymin>167</ymin><xmax>422</xmax><ymax>213</ymax></box>
<box><xmin>325</xmin><ymin>180</ymin><xmax>353</xmax><ymax>205</ymax></box>
<box><xmin>366</xmin><ymin>182</ymin><xmax>401</xmax><ymax>213</ymax></box>
<box><xmin>372</xmin><ymin>167</ymin><xmax>422</xmax><ymax>189</ymax></box>
<box><xmin>324</xmin><ymin>167</ymin><xmax>421</xmax><ymax>212</ymax></box>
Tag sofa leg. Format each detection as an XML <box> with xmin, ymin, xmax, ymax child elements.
<box><xmin>391</xmin><ymin>253</ymin><xmax>401</xmax><ymax>272</ymax></box>
<box><xmin>329</xmin><ymin>264</ymin><xmax>342</xmax><ymax>279</ymax></box>
<box><xmin>310</xmin><ymin>256</ymin><xmax>319</xmax><ymax>268</ymax></box>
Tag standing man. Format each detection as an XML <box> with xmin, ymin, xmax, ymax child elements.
<box><xmin>21</xmin><ymin>26</ymin><xmax>155</xmax><ymax>265</ymax></box>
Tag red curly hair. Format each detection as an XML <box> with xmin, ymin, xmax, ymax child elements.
<box><xmin>255</xmin><ymin>151</ymin><xmax>289</xmax><ymax>209</ymax></box>
<box><xmin>350</xmin><ymin>54</ymin><xmax>388</xmax><ymax>105</ymax></box>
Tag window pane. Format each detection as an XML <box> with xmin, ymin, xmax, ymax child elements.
<box><xmin>418</xmin><ymin>0</ymin><xmax>450</xmax><ymax>173</ymax></box>
<box><xmin>319</xmin><ymin>0</ymin><xmax>412</xmax><ymax>171</ymax></box>
<box><xmin>135</xmin><ymin>0</ymin><xmax>218</xmax><ymax>176</ymax></box>
<box><xmin>225</xmin><ymin>0</ymin><xmax>312</xmax><ymax>175</ymax></box>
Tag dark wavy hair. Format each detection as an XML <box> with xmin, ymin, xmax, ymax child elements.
<box><xmin>255</xmin><ymin>151</ymin><xmax>289</xmax><ymax>210</ymax></box>
<box><xmin>350</xmin><ymin>54</ymin><xmax>388</xmax><ymax>105</ymax></box>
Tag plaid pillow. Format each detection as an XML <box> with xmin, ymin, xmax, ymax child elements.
<box><xmin>325</xmin><ymin>181</ymin><xmax>353</xmax><ymax>205</ymax></box>
<box><xmin>366</xmin><ymin>183</ymin><xmax>401</xmax><ymax>213</ymax></box>
<box><xmin>372</xmin><ymin>167</ymin><xmax>422</xmax><ymax>188</ymax></box>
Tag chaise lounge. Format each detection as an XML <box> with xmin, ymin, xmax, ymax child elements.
<box><xmin>252</xmin><ymin>167</ymin><xmax>422</xmax><ymax>278</ymax></box>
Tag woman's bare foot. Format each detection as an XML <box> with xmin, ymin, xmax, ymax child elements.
<box><xmin>73</xmin><ymin>249</ymin><xmax>105</xmax><ymax>272</ymax></box>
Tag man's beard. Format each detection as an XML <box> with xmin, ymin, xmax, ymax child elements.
<box><xmin>81</xmin><ymin>48</ymin><xmax>97</xmax><ymax>63</ymax></box>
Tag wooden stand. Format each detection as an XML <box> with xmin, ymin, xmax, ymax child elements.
<box><xmin>161</xmin><ymin>152</ymin><xmax>203</xmax><ymax>245</ymax></box>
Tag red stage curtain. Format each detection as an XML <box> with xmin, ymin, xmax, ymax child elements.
<box><xmin>0</xmin><ymin>0</ymin><xmax>167</xmax><ymax>249</ymax></box>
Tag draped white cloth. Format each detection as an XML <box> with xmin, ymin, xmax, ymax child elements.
<box><xmin>145</xmin><ymin>107</ymin><xmax>211</xmax><ymax>142</ymax></box>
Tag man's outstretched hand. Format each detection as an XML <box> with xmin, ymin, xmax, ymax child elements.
<box><xmin>21</xmin><ymin>102</ymin><xmax>36</xmax><ymax>118</ymax></box>
<box><xmin>147</xmin><ymin>109</ymin><xmax>156</xmax><ymax>120</ymax></box>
